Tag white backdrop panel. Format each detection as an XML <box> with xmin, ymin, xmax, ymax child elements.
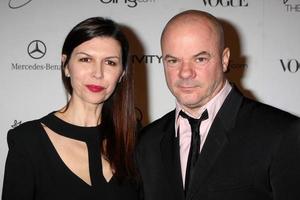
<box><xmin>0</xmin><ymin>0</ymin><xmax>299</xmax><ymax>193</ymax></box>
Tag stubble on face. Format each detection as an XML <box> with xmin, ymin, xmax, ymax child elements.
<box><xmin>161</xmin><ymin>11</ymin><xmax>228</xmax><ymax>114</ymax></box>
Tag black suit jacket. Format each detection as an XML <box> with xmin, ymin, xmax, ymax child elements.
<box><xmin>136</xmin><ymin>87</ymin><xmax>300</xmax><ymax>200</ymax></box>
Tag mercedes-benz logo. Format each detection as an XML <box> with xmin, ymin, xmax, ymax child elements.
<box><xmin>27</xmin><ymin>40</ymin><xmax>47</xmax><ymax>59</ymax></box>
<box><xmin>9</xmin><ymin>0</ymin><xmax>33</xmax><ymax>9</ymax></box>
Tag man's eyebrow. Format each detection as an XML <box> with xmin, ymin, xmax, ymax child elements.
<box><xmin>193</xmin><ymin>51</ymin><xmax>211</xmax><ymax>57</ymax></box>
<box><xmin>163</xmin><ymin>51</ymin><xmax>212</xmax><ymax>60</ymax></box>
<box><xmin>164</xmin><ymin>54</ymin><xmax>178</xmax><ymax>59</ymax></box>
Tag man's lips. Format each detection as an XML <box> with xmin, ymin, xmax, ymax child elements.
<box><xmin>178</xmin><ymin>85</ymin><xmax>198</xmax><ymax>89</ymax></box>
<box><xmin>177</xmin><ymin>85</ymin><xmax>200</xmax><ymax>93</ymax></box>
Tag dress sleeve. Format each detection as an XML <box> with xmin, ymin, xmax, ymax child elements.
<box><xmin>2</xmin><ymin>129</ymin><xmax>35</xmax><ymax>200</ymax></box>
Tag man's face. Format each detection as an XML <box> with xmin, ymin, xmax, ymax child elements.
<box><xmin>161</xmin><ymin>19</ymin><xmax>230</xmax><ymax>115</ymax></box>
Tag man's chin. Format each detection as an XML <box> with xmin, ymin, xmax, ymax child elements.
<box><xmin>179</xmin><ymin>100</ymin><xmax>202</xmax><ymax>109</ymax></box>
<box><xmin>177</xmin><ymin>95</ymin><xmax>208</xmax><ymax>109</ymax></box>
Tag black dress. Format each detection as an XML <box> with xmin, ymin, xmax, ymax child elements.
<box><xmin>2</xmin><ymin>112</ymin><xmax>140</xmax><ymax>200</ymax></box>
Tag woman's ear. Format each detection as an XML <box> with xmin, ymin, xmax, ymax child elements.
<box><xmin>118</xmin><ymin>71</ymin><xmax>125</xmax><ymax>83</ymax></box>
<box><xmin>61</xmin><ymin>55</ymin><xmax>70</xmax><ymax>77</ymax></box>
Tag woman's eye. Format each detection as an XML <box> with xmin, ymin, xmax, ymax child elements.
<box><xmin>79</xmin><ymin>57</ymin><xmax>91</xmax><ymax>62</ymax></box>
<box><xmin>106</xmin><ymin>60</ymin><xmax>117</xmax><ymax>66</ymax></box>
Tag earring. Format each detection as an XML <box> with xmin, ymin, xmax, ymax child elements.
<box><xmin>65</xmin><ymin>73</ymin><xmax>70</xmax><ymax>78</ymax></box>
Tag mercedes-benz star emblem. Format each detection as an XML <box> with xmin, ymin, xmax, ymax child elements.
<box><xmin>27</xmin><ymin>40</ymin><xmax>47</xmax><ymax>59</ymax></box>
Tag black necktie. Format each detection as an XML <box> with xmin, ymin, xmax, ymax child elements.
<box><xmin>179</xmin><ymin>109</ymin><xmax>209</xmax><ymax>195</ymax></box>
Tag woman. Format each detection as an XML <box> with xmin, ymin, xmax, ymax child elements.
<box><xmin>2</xmin><ymin>17</ymin><xmax>139</xmax><ymax>200</ymax></box>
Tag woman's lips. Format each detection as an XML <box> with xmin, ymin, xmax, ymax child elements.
<box><xmin>86</xmin><ymin>84</ymin><xmax>105</xmax><ymax>93</ymax></box>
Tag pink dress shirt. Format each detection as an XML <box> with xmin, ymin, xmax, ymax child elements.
<box><xmin>175</xmin><ymin>81</ymin><xmax>232</xmax><ymax>187</ymax></box>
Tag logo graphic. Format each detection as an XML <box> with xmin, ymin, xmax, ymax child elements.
<box><xmin>280</xmin><ymin>59</ymin><xmax>300</xmax><ymax>73</ymax></box>
<box><xmin>228</xmin><ymin>61</ymin><xmax>248</xmax><ymax>69</ymax></box>
<box><xmin>27</xmin><ymin>40</ymin><xmax>47</xmax><ymax>59</ymax></box>
<box><xmin>202</xmin><ymin>0</ymin><xmax>248</xmax><ymax>7</ymax></box>
<box><xmin>8</xmin><ymin>0</ymin><xmax>33</xmax><ymax>9</ymax></box>
<box><xmin>11</xmin><ymin>40</ymin><xmax>58</xmax><ymax>71</ymax></box>
<box><xmin>131</xmin><ymin>54</ymin><xmax>162</xmax><ymax>64</ymax></box>
<box><xmin>11</xmin><ymin>120</ymin><xmax>22</xmax><ymax>128</ymax></box>
<box><xmin>99</xmin><ymin>0</ymin><xmax>156</xmax><ymax>8</ymax></box>
<box><xmin>282</xmin><ymin>0</ymin><xmax>300</xmax><ymax>12</ymax></box>
<box><xmin>283</xmin><ymin>0</ymin><xmax>299</xmax><ymax>4</ymax></box>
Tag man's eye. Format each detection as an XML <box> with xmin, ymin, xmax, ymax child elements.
<box><xmin>79</xmin><ymin>57</ymin><xmax>91</xmax><ymax>62</ymax></box>
<box><xmin>166</xmin><ymin>59</ymin><xmax>178</xmax><ymax>64</ymax></box>
<box><xmin>196</xmin><ymin>57</ymin><xmax>209</xmax><ymax>64</ymax></box>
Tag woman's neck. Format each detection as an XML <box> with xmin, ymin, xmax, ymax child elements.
<box><xmin>56</xmin><ymin>99</ymin><xmax>102</xmax><ymax>127</ymax></box>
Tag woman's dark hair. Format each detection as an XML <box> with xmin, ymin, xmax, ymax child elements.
<box><xmin>61</xmin><ymin>17</ymin><xmax>137</xmax><ymax>180</ymax></box>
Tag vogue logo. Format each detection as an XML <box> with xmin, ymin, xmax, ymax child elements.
<box><xmin>99</xmin><ymin>0</ymin><xmax>156</xmax><ymax>8</ymax></box>
<box><xmin>202</xmin><ymin>0</ymin><xmax>248</xmax><ymax>7</ymax></box>
<box><xmin>8</xmin><ymin>0</ymin><xmax>32</xmax><ymax>9</ymax></box>
<box><xmin>283</xmin><ymin>0</ymin><xmax>300</xmax><ymax>12</ymax></box>
<box><xmin>280</xmin><ymin>59</ymin><xmax>300</xmax><ymax>73</ymax></box>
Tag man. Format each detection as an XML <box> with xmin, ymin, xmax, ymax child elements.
<box><xmin>136</xmin><ymin>10</ymin><xmax>300</xmax><ymax>200</ymax></box>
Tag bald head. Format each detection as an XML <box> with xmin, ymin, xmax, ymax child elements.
<box><xmin>160</xmin><ymin>10</ymin><xmax>230</xmax><ymax>113</ymax></box>
<box><xmin>161</xmin><ymin>10</ymin><xmax>225</xmax><ymax>51</ymax></box>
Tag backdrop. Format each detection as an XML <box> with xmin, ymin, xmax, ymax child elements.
<box><xmin>0</xmin><ymin>0</ymin><xmax>299</xmax><ymax>193</ymax></box>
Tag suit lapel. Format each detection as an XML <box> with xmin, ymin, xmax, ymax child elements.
<box><xmin>160</xmin><ymin>111</ymin><xmax>185</xmax><ymax>200</ymax></box>
<box><xmin>187</xmin><ymin>86</ymin><xmax>244</xmax><ymax>200</ymax></box>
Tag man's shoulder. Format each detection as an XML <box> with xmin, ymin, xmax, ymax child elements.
<box><xmin>143</xmin><ymin>110</ymin><xmax>175</xmax><ymax>130</ymax></box>
<box><xmin>238</xmin><ymin>97</ymin><xmax>300</xmax><ymax>138</ymax></box>
<box><xmin>138</xmin><ymin>110</ymin><xmax>175</xmax><ymax>140</ymax></box>
<box><xmin>243</xmin><ymin>97</ymin><xmax>299</xmax><ymax>122</ymax></box>
<box><xmin>228</xmin><ymin>86</ymin><xmax>299</xmax><ymax>121</ymax></box>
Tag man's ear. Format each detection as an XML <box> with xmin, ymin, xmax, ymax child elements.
<box><xmin>61</xmin><ymin>55</ymin><xmax>70</xmax><ymax>77</ymax></box>
<box><xmin>222</xmin><ymin>47</ymin><xmax>230</xmax><ymax>72</ymax></box>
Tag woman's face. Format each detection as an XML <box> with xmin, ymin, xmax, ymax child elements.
<box><xmin>63</xmin><ymin>37</ymin><xmax>124</xmax><ymax>107</ymax></box>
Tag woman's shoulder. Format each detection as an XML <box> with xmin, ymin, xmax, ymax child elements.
<box><xmin>9</xmin><ymin>119</ymin><xmax>40</xmax><ymax>136</ymax></box>
<box><xmin>7</xmin><ymin>114</ymin><xmax>49</xmax><ymax>150</ymax></box>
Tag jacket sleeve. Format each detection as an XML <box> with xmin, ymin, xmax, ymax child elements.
<box><xmin>270</xmin><ymin>120</ymin><xmax>300</xmax><ymax>200</ymax></box>
<box><xmin>2</xmin><ymin>128</ymin><xmax>35</xmax><ymax>200</ymax></box>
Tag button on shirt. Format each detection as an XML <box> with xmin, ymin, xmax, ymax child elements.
<box><xmin>175</xmin><ymin>81</ymin><xmax>232</xmax><ymax>187</ymax></box>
